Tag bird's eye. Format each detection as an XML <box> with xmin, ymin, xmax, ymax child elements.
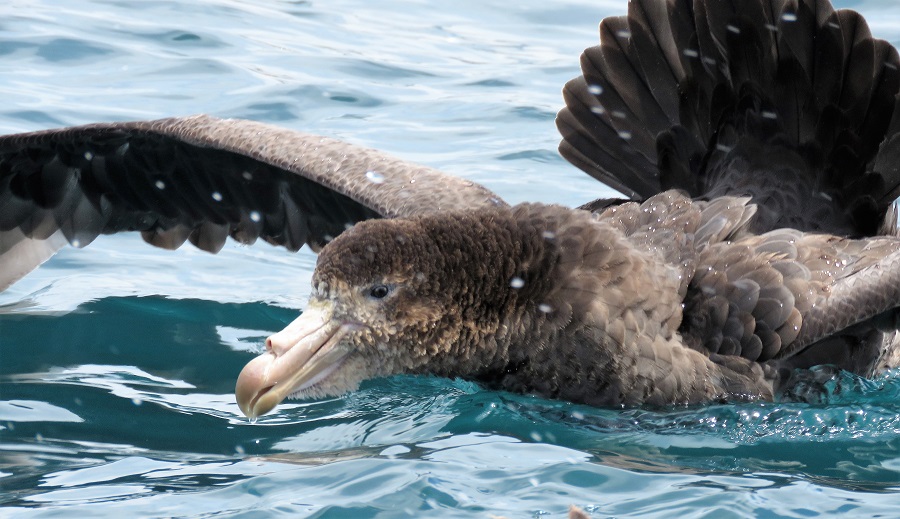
<box><xmin>368</xmin><ymin>284</ymin><xmax>391</xmax><ymax>299</ymax></box>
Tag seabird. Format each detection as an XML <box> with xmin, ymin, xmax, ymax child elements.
<box><xmin>2</xmin><ymin>0</ymin><xmax>900</xmax><ymax>419</ymax></box>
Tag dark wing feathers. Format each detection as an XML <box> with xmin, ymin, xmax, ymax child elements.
<box><xmin>0</xmin><ymin>115</ymin><xmax>504</xmax><ymax>290</ymax></box>
<box><xmin>559</xmin><ymin>0</ymin><xmax>900</xmax><ymax>237</ymax></box>
<box><xmin>594</xmin><ymin>18</ymin><xmax>663</xmax><ymax>157</ymax></box>
<box><xmin>874</xmin><ymin>98</ymin><xmax>900</xmax><ymax>208</ymax></box>
<box><xmin>628</xmin><ymin>0</ymin><xmax>683</xmax><ymax>121</ymax></box>
<box><xmin>558</xmin><ymin>78</ymin><xmax>658</xmax><ymax>199</ymax></box>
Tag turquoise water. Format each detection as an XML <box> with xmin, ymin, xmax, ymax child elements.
<box><xmin>3</xmin><ymin>0</ymin><xmax>900</xmax><ymax>516</ymax></box>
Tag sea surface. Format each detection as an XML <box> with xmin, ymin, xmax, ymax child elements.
<box><xmin>2</xmin><ymin>0</ymin><xmax>900</xmax><ymax>517</ymax></box>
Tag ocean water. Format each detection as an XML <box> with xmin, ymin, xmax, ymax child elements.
<box><xmin>2</xmin><ymin>0</ymin><xmax>900</xmax><ymax>517</ymax></box>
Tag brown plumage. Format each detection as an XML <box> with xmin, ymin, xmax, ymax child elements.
<box><xmin>2</xmin><ymin>0</ymin><xmax>900</xmax><ymax>418</ymax></box>
<box><xmin>241</xmin><ymin>189</ymin><xmax>898</xmax><ymax>415</ymax></box>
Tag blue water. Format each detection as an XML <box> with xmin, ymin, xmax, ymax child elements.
<box><xmin>3</xmin><ymin>0</ymin><xmax>900</xmax><ymax>517</ymax></box>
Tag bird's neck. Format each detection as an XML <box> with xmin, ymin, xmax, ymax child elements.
<box><xmin>424</xmin><ymin>203</ymin><xmax>687</xmax><ymax>404</ymax></box>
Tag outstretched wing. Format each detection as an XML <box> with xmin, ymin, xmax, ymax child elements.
<box><xmin>0</xmin><ymin>115</ymin><xmax>505</xmax><ymax>290</ymax></box>
<box><xmin>559</xmin><ymin>0</ymin><xmax>900</xmax><ymax>237</ymax></box>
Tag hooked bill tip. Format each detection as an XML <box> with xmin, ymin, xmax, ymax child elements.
<box><xmin>235</xmin><ymin>353</ymin><xmax>279</xmax><ymax>418</ymax></box>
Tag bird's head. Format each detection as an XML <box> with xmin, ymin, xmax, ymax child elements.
<box><xmin>234</xmin><ymin>208</ymin><xmax>553</xmax><ymax>418</ymax></box>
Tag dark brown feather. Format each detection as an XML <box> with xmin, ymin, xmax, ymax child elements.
<box><xmin>558</xmin><ymin>0</ymin><xmax>900</xmax><ymax>238</ymax></box>
<box><xmin>0</xmin><ymin>116</ymin><xmax>503</xmax><ymax>289</ymax></box>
